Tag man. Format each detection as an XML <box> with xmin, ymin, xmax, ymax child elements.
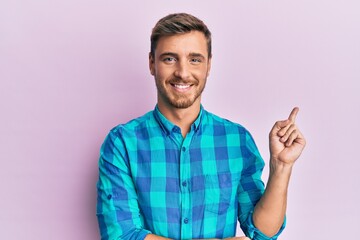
<box><xmin>97</xmin><ymin>13</ymin><xmax>306</xmax><ymax>240</ymax></box>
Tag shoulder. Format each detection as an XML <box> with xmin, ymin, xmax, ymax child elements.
<box><xmin>109</xmin><ymin>110</ymin><xmax>155</xmax><ymax>138</ymax></box>
<box><xmin>203</xmin><ymin>110</ymin><xmax>250</xmax><ymax>135</ymax></box>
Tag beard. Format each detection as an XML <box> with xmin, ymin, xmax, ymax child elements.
<box><xmin>155</xmin><ymin>78</ymin><xmax>206</xmax><ymax>109</ymax></box>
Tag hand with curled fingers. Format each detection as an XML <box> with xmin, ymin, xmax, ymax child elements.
<box><xmin>269</xmin><ymin>107</ymin><xmax>306</xmax><ymax>167</ymax></box>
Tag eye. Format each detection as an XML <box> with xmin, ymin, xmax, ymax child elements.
<box><xmin>163</xmin><ymin>57</ymin><xmax>176</xmax><ymax>63</ymax></box>
<box><xmin>190</xmin><ymin>58</ymin><xmax>202</xmax><ymax>64</ymax></box>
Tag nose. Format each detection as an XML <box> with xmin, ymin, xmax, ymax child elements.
<box><xmin>174</xmin><ymin>60</ymin><xmax>190</xmax><ymax>80</ymax></box>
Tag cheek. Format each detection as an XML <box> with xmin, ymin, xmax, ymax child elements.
<box><xmin>156</xmin><ymin>66</ymin><xmax>174</xmax><ymax>79</ymax></box>
<box><xmin>194</xmin><ymin>67</ymin><xmax>209</xmax><ymax>79</ymax></box>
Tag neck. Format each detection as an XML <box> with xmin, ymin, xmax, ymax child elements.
<box><xmin>157</xmin><ymin>100</ymin><xmax>201</xmax><ymax>138</ymax></box>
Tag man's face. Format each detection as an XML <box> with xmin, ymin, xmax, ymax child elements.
<box><xmin>149</xmin><ymin>31</ymin><xmax>211</xmax><ymax>109</ymax></box>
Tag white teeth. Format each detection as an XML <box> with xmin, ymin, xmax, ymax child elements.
<box><xmin>174</xmin><ymin>84</ymin><xmax>190</xmax><ymax>89</ymax></box>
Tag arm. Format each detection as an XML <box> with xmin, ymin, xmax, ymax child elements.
<box><xmin>144</xmin><ymin>236</ymin><xmax>250</xmax><ymax>240</ymax></box>
<box><xmin>252</xmin><ymin>107</ymin><xmax>306</xmax><ymax>236</ymax></box>
<box><xmin>97</xmin><ymin>129</ymin><xmax>151</xmax><ymax>240</ymax></box>
<box><xmin>144</xmin><ymin>234</ymin><xmax>171</xmax><ymax>240</ymax></box>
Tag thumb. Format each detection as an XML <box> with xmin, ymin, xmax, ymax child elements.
<box><xmin>270</xmin><ymin>119</ymin><xmax>290</xmax><ymax>136</ymax></box>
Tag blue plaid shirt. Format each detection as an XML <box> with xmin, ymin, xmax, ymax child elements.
<box><xmin>97</xmin><ymin>106</ymin><xmax>285</xmax><ymax>240</ymax></box>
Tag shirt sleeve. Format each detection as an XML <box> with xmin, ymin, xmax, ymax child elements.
<box><xmin>237</xmin><ymin>130</ymin><xmax>286</xmax><ymax>240</ymax></box>
<box><xmin>96</xmin><ymin>129</ymin><xmax>152</xmax><ymax>240</ymax></box>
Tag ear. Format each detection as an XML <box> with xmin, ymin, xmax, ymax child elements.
<box><xmin>206</xmin><ymin>56</ymin><xmax>212</xmax><ymax>77</ymax></box>
<box><xmin>149</xmin><ymin>53</ymin><xmax>155</xmax><ymax>76</ymax></box>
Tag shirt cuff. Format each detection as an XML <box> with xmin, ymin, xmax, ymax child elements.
<box><xmin>121</xmin><ymin>228</ymin><xmax>152</xmax><ymax>240</ymax></box>
<box><xmin>242</xmin><ymin>212</ymin><xmax>286</xmax><ymax>240</ymax></box>
<box><xmin>137</xmin><ymin>229</ymin><xmax>152</xmax><ymax>240</ymax></box>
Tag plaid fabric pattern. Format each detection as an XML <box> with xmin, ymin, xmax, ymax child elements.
<box><xmin>97</xmin><ymin>106</ymin><xmax>285</xmax><ymax>240</ymax></box>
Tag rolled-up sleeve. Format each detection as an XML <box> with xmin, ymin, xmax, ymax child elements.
<box><xmin>242</xmin><ymin>213</ymin><xmax>286</xmax><ymax>240</ymax></box>
<box><xmin>97</xmin><ymin>129</ymin><xmax>151</xmax><ymax>240</ymax></box>
<box><xmin>237</xmin><ymin>131</ymin><xmax>286</xmax><ymax>240</ymax></box>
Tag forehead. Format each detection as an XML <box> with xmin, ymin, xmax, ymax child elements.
<box><xmin>155</xmin><ymin>31</ymin><xmax>208</xmax><ymax>57</ymax></box>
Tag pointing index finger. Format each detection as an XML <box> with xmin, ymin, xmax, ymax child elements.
<box><xmin>288</xmin><ymin>107</ymin><xmax>299</xmax><ymax>122</ymax></box>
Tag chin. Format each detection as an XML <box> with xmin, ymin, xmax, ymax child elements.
<box><xmin>172</xmin><ymin>103</ymin><xmax>194</xmax><ymax>109</ymax></box>
<box><xmin>169</xmin><ymin>96</ymin><xmax>199</xmax><ymax>109</ymax></box>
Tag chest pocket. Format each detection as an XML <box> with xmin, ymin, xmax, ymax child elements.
<box><xmin>204</xmin><ymin>172</ymin><xmax>240</xmax><ymax>215</ymax></box>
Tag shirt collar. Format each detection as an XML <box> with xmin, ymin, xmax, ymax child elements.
<box><xmin>153</xmin><ymin>105</ymin><xmax>204</xmax><ymax>136</ymax></box>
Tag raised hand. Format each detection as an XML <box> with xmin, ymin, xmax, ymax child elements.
<box><xmin>269</xmin><ymin>107</ymin><xmax>306</xmax><ymax>167</ymax></box>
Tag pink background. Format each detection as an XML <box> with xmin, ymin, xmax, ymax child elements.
<box><xmin>1</xmin><ymin>0</ymin><xmax>359</xmax><ymax>239</ymax></box>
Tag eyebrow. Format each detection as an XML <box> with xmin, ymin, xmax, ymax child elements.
<box><xmin>188</xmin><ymin>52</ymin><xmax>206</xmax><ymax>59</ymax></box>
<box><xmin>159</xmin><ymin>52</ymin><xmax>206</xmax><ymax>60</ymax></box>
<box><xmin>159</xmin><ymin>52</ymin><xmax>179</xmax><ymax>59</ymax></box>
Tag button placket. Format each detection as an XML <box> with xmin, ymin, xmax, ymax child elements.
<box><xmin>179</xmin><ymin>132</ymin><xmax>193</xmax><ymax>239</ymax></box>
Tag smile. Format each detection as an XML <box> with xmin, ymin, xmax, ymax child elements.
<box><xmin>170</xmin><ymin>83</ymin><xmax>193</xmax><ymax>92</ymax></box>
<box><xmin>173</xmin><ymin>84</ymin><xmax>190</xmax><ymax>89</ymax></box>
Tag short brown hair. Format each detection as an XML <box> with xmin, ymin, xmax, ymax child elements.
<box><xmin>150</xmin><ymin>13</ymin><xmax>212</xmax><ymax>58</ymax></box>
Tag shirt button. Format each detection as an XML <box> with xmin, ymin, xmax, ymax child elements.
<box><xmin>184</xmin><ymin>218</ymin><xmax>189</xmax><ymax>224</ymax></box>
<box><xmin>182</xmin><ymin>181</ymin><xmax>187</xmax><ymax>187</ymax></box>
<box><xmin>182</xmin><ymin>146</ymin><xmax>186</xmax><ymax>152</ymax></box>
<box><xmin>107</xmin><ymin>194</ymin><xmax>112</xmax><ymax>200</ymax></box>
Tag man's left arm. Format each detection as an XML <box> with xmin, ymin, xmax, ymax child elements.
<box><xmin>252</xmin><ymin>107</ymin><xmax>306</xmax><ymax>237</ymax></box>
